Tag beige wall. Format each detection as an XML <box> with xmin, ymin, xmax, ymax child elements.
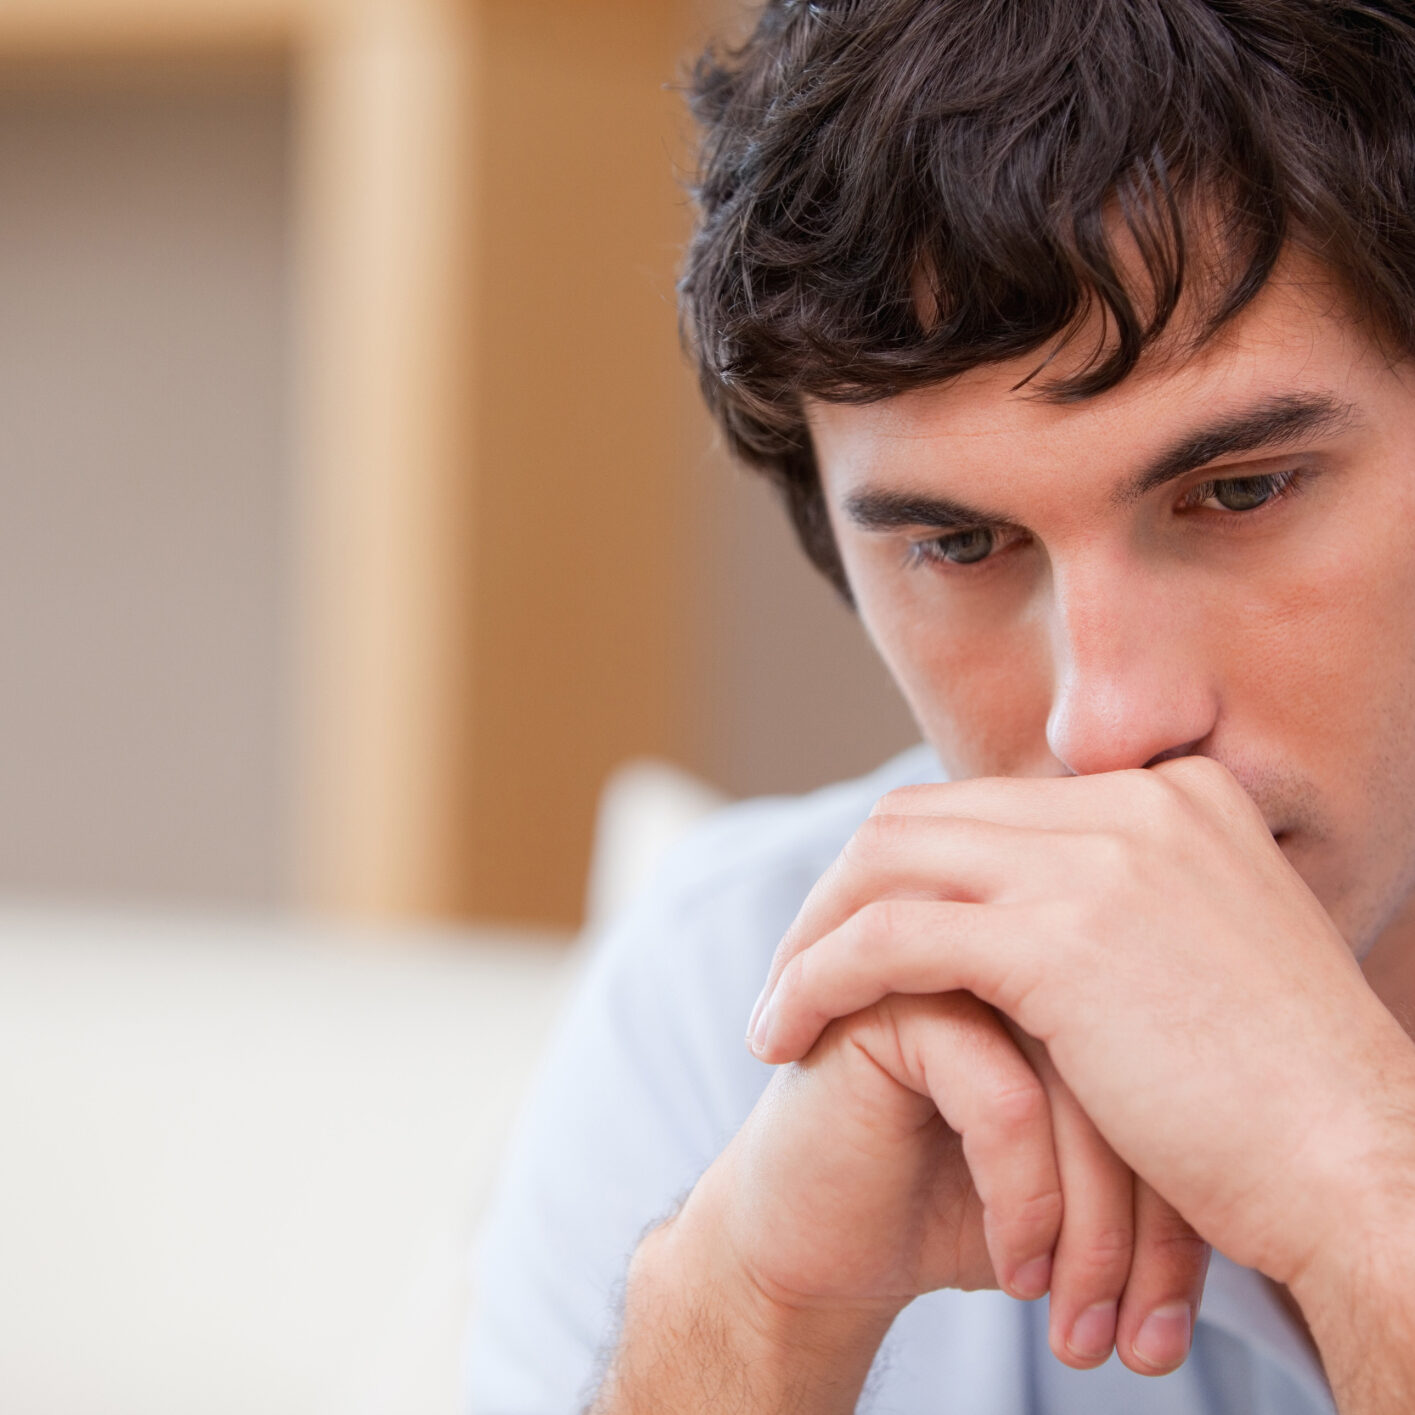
<box><xmin>0</xmin><ymin>6</ymin><xmax>918</xmax><ymax>923</ymax></box>
<box><xmin>687</xmin><ymin>455</ymin><xmax>921</xmax><ymax>802</ymax></box>
<box><xmin>0</xmin><ymin>58</ymin><xmax>294</xmax><ymax>908</ymax></box>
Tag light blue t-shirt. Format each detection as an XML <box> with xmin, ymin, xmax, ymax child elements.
<box><xmin>465</xmin><ymin>743</ymin><xmax>1336</xmax><ymax>1415</ymax></box>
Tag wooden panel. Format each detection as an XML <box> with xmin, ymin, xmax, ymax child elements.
<box><xmin>457</xmin><ymin>0</ymin><xmax>699</xmax><ymax>926</ymax></box>
<box><xmin>296</xmin><ymin>0</ymin><xmax>706</xmax><ymax>926</ymax></box>
<box><xmin>292</xmin><ymin>0</ymin><xmax>481</xmax><ymax>918</ymax></box>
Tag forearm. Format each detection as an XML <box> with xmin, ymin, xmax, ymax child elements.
<box><xmin>1290</xmin><ymin>1124</ymin><xmax>1415</xmax><ymax>1415</ymax></box>
<box><xmin>1297</xmin><ymin>1273</ymin><xmax>1415</xmax><ymax>1413</ymax></box>
<box><xmin>588</xmin><ymin>1203</ymin><xmax>897</xmax><ymax>1415</ymax></box>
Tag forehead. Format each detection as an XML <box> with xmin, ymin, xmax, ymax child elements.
<box><xmin>807</xmin><ymin>252</ymin><xmax>1381</xmax><ymax>495</ymax></box>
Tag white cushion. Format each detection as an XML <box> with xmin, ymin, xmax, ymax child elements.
<box><xmin>0</xmin><ymin>908</ymin><xmax>577</xmax><ymax>1415</ymax></box>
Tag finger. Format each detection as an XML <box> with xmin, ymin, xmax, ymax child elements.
<box><xmin>864</xmin><ymin>771</ymin><xmax>1151</xmax><ymax>828</ymax></box>
<box><xmin>1116</xmin><ymin>1178</ymin><xmax>1210</xmax><ymax>1375</ymax></box>
<box><xmin>1148</xmin><ymin>753</ymin><xmax>1248</xmax><ymax>815</ymax></box>
<box><xmin>746</xmin><ymin>768</ymin><xmax>1166</xmax><ymax>1043</ymax></box>
<box><xmin>1015</xmin><ymin>1039</ymin><xmax>1136</xmax><ymax>1370</ymax></box>
<box><xmin>887</xmin><ymin>993</ymin><xmax>1063</xmax><ymax>1300</ymax></box>
<box><xmin>748</xmin><ymin>764</ymin><xmax>1222</xmax><ymax>1046</ymax></box>
<box><xmin>749</xmin><ymin>815</ymin><xmax>1066</xmax><ymax>1041</ymax></box>
<box><xmin>878</xmin><ymin>763</ymin><xmax>1261</xmax><ymax>868</ymax></box>
<box><xmin>753</xmin><ymin>897</ymin><xmax>1047</xmax><ymax>1063</ymax></box>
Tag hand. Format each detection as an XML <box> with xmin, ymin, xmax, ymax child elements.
<box><xmin>747</xmin><ymin>756</ymin><xmax>1415</xmax><ymax>1294</ymax></box>
<box><xmin>681</xmin><ymin>985</ymin><xmax>1209</xmax><ymax>1375</ymax></box>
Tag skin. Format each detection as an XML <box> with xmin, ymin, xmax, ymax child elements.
<box><xmin>807</xmin><ymin>260</ymin><xmax>1415</xmax><ymax>967</ymax></box>
<box><xmin>592</xmin><ymin>254</ymin><xmax>1415</xmax><ymax>1413</ymax></box>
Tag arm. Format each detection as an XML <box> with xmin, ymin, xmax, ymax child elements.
<box><xmin>472</xmin><ymin>777</ymin><xmax>1207</xmax><ymax>1412</ymax></box>
<box><xmin>1291</xmin><ymin>1147</ymin><xmax>1415</xmax><ymax>1414</ymax></box>
<box><xmin>590</xmin><ymin>1200</ymin><xmax>895</xmax><ymax>1415</ymax></box>
<box><xmin>588</xmin><ymin>987</ymin><xmax>1210</xmax><ymax>1412</ymax></box>
<box><xmin>749</xmin><ymin>756</ymin><xmax>1415</xmax><ymax>1407</ymax></box>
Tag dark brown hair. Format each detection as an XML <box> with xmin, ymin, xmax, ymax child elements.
<box><xmin>680</xmin><ymin>0</ymin><xmax>1415</xmax><ymax>602</ymax></box>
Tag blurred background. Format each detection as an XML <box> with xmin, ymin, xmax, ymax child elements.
<box><xmin>0</xmin><ymin>1</ymin><xmax>919</xmax><ymax>1411</ymax></box>
<box><xmin>0</xmin><ymin>0</ymin><xmax>918</xmax><ymax>932</ymax></box>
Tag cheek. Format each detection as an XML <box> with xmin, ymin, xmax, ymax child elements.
<box><xmin>1241</xmin><ymin>495</ymin><xmax>1415</xmax><ymax>757</ymax></box>
<box><xmin>853</xmin><ymin>573</ymin><xmax>1053</xmax><ymax>777</ymax></box>
<box><xmin>1232</xmin><ymin>493</ymin><xmax>1415</xmax><ymax>933</ymax></box>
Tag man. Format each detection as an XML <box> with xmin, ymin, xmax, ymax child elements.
<box><xmin>466</xmin><ymin>2</ymin><xmax>1415</xmax><ymax>1411</ymax></box>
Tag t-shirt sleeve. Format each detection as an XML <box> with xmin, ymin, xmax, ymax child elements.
<box><xmin>462</xmin><ymin>814</ymin><xmax>805</xmax><ymax>1415</ymax></box>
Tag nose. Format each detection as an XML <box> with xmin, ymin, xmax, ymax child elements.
<box><xmin>1043</xmin><ymin>553</ymin><xmax>1218</xmax><ymax>776</ymax></box>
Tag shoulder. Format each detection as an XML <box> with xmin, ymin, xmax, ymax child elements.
<box><xmin>465</xmin><ymin>744</ymin><xmax>945</xmax><ymax>1413</ymax></box>
<box><xmin>546</xmin><ymin>739</ymin><xmax>947</xmax><ymax>1126</ymax></box>
<box><xmin>550</xmin><ymin>741</ymin><xmax>946</xmax><ymax>1139</ymax></box>
<box><xmin>612</xmin><ymin>740</ymin><xmax>945</xmax><ymax>959</ymax></box>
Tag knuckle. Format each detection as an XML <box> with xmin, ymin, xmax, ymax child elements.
<box><xmin>1149</xmin><ymin>754</ymin><xmax>1239</xmax><ymax>822</ymax></box>
<box><xmin>836</xmin><ymin>900</ymin><xmax>899</xmax><ymax>974</ymax></box>
<box><xmin>777</xmin><ymin>949</ymin><xmax>810</xmax><ymax>1001</ymax></box>
<box><xmin>844</xmin><ymin>810</ymin><xmax>910</xmax><ymax>867</ymax></box>
<box><xmin>1161</xmin><ymin>753</ymin><xmax>1228</xmax><ymax>789</ymax></box>
<box><xmin>1066</xmin><ymin>1222</ymin><xmax>1135</xmax><ymax>1278</ymax></box>
<box><xmin>858</xmin><ymin>896</ymin><xmax>904</xmax><ymax>940</ymax></box>
<box><xmin>996</xmin><ymin>1186</ymin><xmax>1065</xmax><ymax>1241</ymax></box>
<box><xmin>1084</xmin><ymin>828</ymin><xmax>1134</xmax><ymax>880</ymax></box>
<box><xmin>1142</xmin><ymin>1225</ymin><xmax>1210</xmax><ymax>1274</ymax></box>
<box><xmin>869</xmin><ymin>784</ymin><xmax>931</xmax><ymax>817</ymax></box>
<box><xmin>985</xmin><ymin>1076</ymin><xmax>1049</xmax><ymax>1136</ymax></box>
<box><xmin>825</xmin><ymin>923</ymin><xmax>864</xmax><ymax>981</ymax></box>
<box><xmin>1040</xmin><ymin>891</ymin><xmax>1103</xmax><ymax>948</ymax></box>
<box><xmin>1124</xmin><ymin>762</ymin><xmax>1190</xmax><ymax>817</ymax></box>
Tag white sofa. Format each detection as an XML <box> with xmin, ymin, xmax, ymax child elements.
<box><xmin>0</xmin><ymin>908</ymin><xmax>579</xmax><ymax>1415</ymax></box>
<box><xmin>0</xmin><ymin>758</ymin><xmax>726</xmax><ymax>1415</ymax></box>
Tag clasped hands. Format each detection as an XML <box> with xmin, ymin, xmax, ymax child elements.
<box><xmin>702</xmin><ymin>757</ymin><xmax>1412</xmax><ymax>1376</ymax></box>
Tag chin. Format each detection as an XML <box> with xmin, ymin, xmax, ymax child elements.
<box><xmin>1274</xmin><ymin>832</ymin><xmax>1368</xmax><ymax>952</ymax></box>
<box><xmin>1320</xmin><ymin>864</ymin><xmax>1406</xmax><ymax>962</ymax></box>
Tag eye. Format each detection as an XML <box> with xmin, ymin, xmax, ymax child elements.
<box><xmin>908</xmin><ymin>526</ymin><xmax>999</xmax><ymax>567</ymax></box>
<box><xmin>1183</xmin><ymin>468</ymin><xmax>1301</xmax><ymax>514</ymax></box>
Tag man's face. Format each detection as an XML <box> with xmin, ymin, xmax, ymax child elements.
<box><xmin>807</xmin><ymin>254</ymin><xmax>1415</xmax><ymax>959</ymax></box>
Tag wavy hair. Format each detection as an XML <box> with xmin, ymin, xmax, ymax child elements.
<box><xmin>680</xmin><ymin>0</ymin><xmax>1415</xmax><ymax>601</ymax></box>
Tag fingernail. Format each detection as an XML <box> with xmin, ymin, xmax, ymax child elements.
<box><xmin>749</xmin><ymin>993</ymin><xmax>777</xmax><ymax>1057</ymax></box>
<box><xmin>1134</xmin><ymin>1303</ymin><xmax>1192</xmax><ymax>1369</ymax></box>
<box><xmin>1067</xmin><ymin>1301</ymin><xmax>1117</xmax><ymax>1362</ymax></box>
<box><xmin>745</xmin><ymin>983</ymin><xmax>770</xmax><ymax>1045</ymax></box>
<box><xmin>1012</xmin><ymin>1254</ymin><xmax>1052</xmax><ymax>1300</ymax></box>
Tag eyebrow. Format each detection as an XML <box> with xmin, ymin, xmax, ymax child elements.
<box><xmin>841</xmin><ymin>391</ymin><xmax>1358</xmax><ymax>532</ymax></box>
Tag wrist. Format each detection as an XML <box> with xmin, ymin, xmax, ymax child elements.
<box><xmin>679</xmin><ymin>1194</ymin><xmax>899</xmax><ymax>1335</ymax></box>
<box><xmin>1287</xmin><ymin>1184</ymin><xmax>1415</xmax><ymax>1413</ymax></box>
<box><xmin>654</xmin><ymin>1189</ymin><xmax>905</xmax><ymax>1356</ymax></box>
<box><xmin>1290</xmin><ymin>1154</ymin><xmax>1415</xmax><ymax>1320</ymax></box>
<box><xmin>594</xmin><ymin>1186</ymin><xmax>901</xmax><ymax>1415</ymax></box>
<box><xmin>1287</xmin><ymin>1066</ymin><xmax>1415</xmax><ymax>1340</ymax></box>
<box><xmin>1271</xmin><ymin>1010</ymin><xmax>1415</xmax><ymax>1287</ymax></box>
